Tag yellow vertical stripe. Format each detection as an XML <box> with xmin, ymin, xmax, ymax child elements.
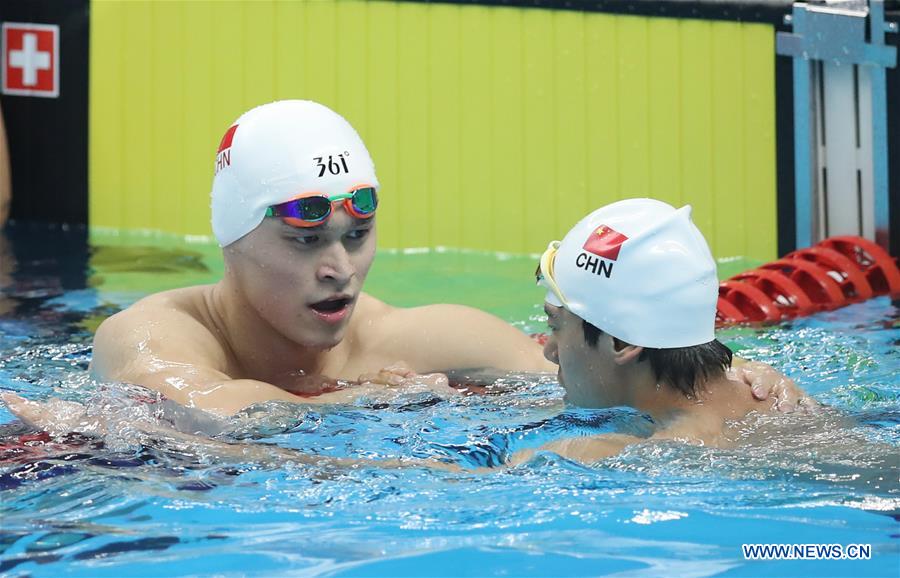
<box><xmin>335</xmin><ymin>1</ymin><xmax>369</xmax><ymax>135</ymax></box>
<box><xmin>647</xmin><ymin>18</ymin><xmax>682</xmax><ymax>209</ymax></box>
<box><xmin>395</xmin><ymin>3</ymin><xmax>430</xmax><ymax>248</ymax></box>
<box><xmin>242</xmin><ymin>1</ymin><xmax>276</xmax><ymax>112</ymax></box>
<box><xmin>617</xmin><ymin>16</ymin><xmax>650</xmax><ymax>198</ymax></box>
<box><xmin>457</xmin><ymin>6</ymin><xmax>493</xmax><ymax>251</ymax></box>
<box><xmin>554</xmin><ymin>10</ymin><xmax>588</xmax><ymax>236</ymax></box>
<box><xmin>302</xmin><ymin>2</ymin><xmax>337</xmax><ymax>117</ymax></box>
<box><xmin>366</xmin><ymin>1</ymin><xmax>400</xmax><ymax>249</ymax></box>
<box><xmin>584</xmin><ymin>13</ymin><xmax>620</xmax><ymax>227</ymax></box>
<box><xmin>743</xmin><ymin>24</ymin><xmax>778</xmax><ymax>261</ymax></box>
<box><xmin>150</xmin><ymin>1</ymin><xmax>184</xmax><ymax>235</ymax></box>
<box><xmin>712</xmin><ymin>22</ymin><xmax>745</xmax><ymax>259</ymax></box>
<box><xmin>679</xmin><ymin>19</ymin><xmax>715</xmax><ymax>242</ymax></box>
<box><xmin>182</xmin><ymin>0</ymin><xmax>214</xmax><ymax>239</ymax></box>
<box><xmin>88</xmin><ymin>0</ymin><xmax>123</xmax><ymax>232</ymax></box>
<box><xmin>428</xmin><ymin>4</ymin><xmax>462</xmax><ymax>249</ymax></box>
<box><xmin>120</xmin><ymin>1</ymin><xmax>152</xmax><ymax>232</ymax></box>
<box><xmin>273</xmin><ymin>1</ymin><xmax>305</xmax><ymax>102</ymax></box>
<box><xmin>521</xmin><ymin>9</ymin><xmax>556</xmax><ymax>251</ymax></box>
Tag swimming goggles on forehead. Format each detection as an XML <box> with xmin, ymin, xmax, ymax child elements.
<box><xmin>535</xmin><ymin>240</ymin><xmax>569</xmax><ymax>307</ymax></box>
<box><xmin>265</xmin><ymin>185</ymin><xmax>378</xmax><ymax>228</ymax></box>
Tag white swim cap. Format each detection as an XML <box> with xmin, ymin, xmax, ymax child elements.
<box><xmin>210</xmin><ymin>100</ymin><xmax>379</xmax><ymax>247</ymax></box>
<box><xmin>539</xmin><ymin>198</ymin><xmax>718</xmax><ymax>348</ymax></box>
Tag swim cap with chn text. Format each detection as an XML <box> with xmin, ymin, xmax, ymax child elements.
<box><xmin>543</xmin><ymin>198</ymin><xmax>718</xmax><ymax>348</ymax></box>
<box><xmin>210</xmin><ymin>100</ymin><xmax>379</xmax><ymax>247</ymax></box>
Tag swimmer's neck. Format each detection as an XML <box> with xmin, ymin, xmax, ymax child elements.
<box><xmin>624</xmin><ymin>366</ymin><xmax>747</xmax><ymax>432</ymax></box>
<box><xmin>204</xmin><ymin>279</ymin><xmax>350</xmax><ymax>382</ymax></box>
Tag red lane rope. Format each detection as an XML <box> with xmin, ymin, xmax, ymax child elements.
<box><xmin>787</xmin><ymin>246</ymin><xmax>874</xmax><ymax>302</ymax></box>
<box><xmin>758</xmin><ymin>258</ymin><xmax>846</xmax><ymax>309</ymax></box>
<box><xmin>731</xmin><ymin>269</ymin><xmax>818</xmax><ymax>317</ymax></box>
<box><xmin>717</xmin><ymin>235</ymin><xmax>898</xmax><ymax>326</ymax></box>
<box><xmin>718</xmin><ymin>281</ymin><xmax>783</xmax><ymax>323</ymax></box>
<box><xmin>818</xmin><ymin>236</ymin><xmax>900</xmax><ymax>298</ymax></box>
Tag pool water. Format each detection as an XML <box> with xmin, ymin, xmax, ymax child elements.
<box><xmin>0</xmin><ymin>223</ymin><xmax>898</xmax><ymax>577</ymax></box>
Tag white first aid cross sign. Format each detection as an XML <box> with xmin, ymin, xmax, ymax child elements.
<box><xmin>2</xmin><ymin>22</ymin><xmax>60</xmax><ymax>98</ymax></box>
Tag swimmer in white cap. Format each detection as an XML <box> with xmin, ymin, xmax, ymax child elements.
<box><xmin>1</xmin><ymin>192</ymin><xmax>809</xmax><ymax>469</ymax></box>
<box><xmin>70</xmin><ymin>100</ymin><xmax>560</xmax><ymax>415</ymax></box>
<box><xmin>505</xmin><ymin>199</ymin><xmax>813</xmax><ymax>464</ymax></box>
<box><xmin>3</xmin><ymin>102</ymin><xmax>799</xmax><ymax>421</ymax></box>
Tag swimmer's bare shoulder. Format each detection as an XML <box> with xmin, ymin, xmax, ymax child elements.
<box><xmin>91</xmin><ymin>285</ymin><xmax>226</xmax><ymax>380</ymax></box>
<box><xmin>91</xmin><ymin>286</ymin><xmax>230</xmax><ymax>385</ymax></box>
<box><xmin>90</xmin><ymin>286</ymin><xmax>303</xmax><ymax>414</ymax></box>
<box><xmin>351</xmin><ymin>293</ymin><xmax>553</xmax><ymax>373</ymax></box>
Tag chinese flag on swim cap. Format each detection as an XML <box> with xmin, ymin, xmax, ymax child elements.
<box><xmin>218</xmin><ymin>125</ymin><xmax>238</xmax><ymax>153</ymax></box>
<box><xmin>582</xmin><ymin>225</ymin><xmax>628</xmax><ymax>261</ymax></box>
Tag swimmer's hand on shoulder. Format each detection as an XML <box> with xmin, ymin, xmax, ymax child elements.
<box><xmin>728</xmin><ymin>360</ymin><xmax>819</xmax><ymax>413</ymax></box>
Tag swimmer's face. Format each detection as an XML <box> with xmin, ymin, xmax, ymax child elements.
<box><xmin>224</xmin><ymin>208</ymin><xmax>376</xmax><ymax>349</ymax></box>
<box><xmin>542</xmin><ymin>304</ymin><xmax>625</xmax><ymax>408</ymax></box>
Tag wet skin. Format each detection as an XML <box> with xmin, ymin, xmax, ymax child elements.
<box><xmin>4</xmin><ymin>208</ymin><xmax>801</xmax><ymax>419</ymax></box>
<box><xmin>88</xmin><ymin>209</ymin><xmax>553</xmax><ymax>415</ymax></box>
<box><xmin>506</xmin><ymin>304</ymin><xmax>813</xmax><ymax>464</ymax></box>
<box><xmin>0</xmin><ymin>232</ymin><xmax>810</xmax><ymax>465</ymax></box>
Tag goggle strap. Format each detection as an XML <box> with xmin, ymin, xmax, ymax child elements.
<box><xmin>538</xmin><ymin>241</ymin><xmax>568</xmax><ymax>307</ymax></box>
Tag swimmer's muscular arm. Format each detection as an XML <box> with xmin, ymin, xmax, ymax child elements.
<box><xmin>374</xmin><ymin>303</ymin><xmax>555</xmax><ymax>373</ymax></box>
<box><xmin>90</xmin><ymin>299</ymin><xmax>374</xmax><ymax>416</ymax></box>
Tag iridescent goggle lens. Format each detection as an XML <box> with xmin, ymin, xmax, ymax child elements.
<box><xmin>266</xmin><ymin>186</ymin><xmax>378</xmax><ymax>227</ymax></box>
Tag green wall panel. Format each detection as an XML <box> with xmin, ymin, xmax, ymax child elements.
<box><xmin>89</xmin><ymin>0</ymin><xmax>777</xmax><ymax>261</ymax></box>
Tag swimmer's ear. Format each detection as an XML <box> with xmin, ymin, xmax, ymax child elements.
<box><xmin>612</xmin><ymin>337</ymin><xmax>643</xmax><ymax>366</ymax></box>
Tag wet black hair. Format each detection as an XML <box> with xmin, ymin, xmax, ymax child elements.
<box><xmin>581</xmin><ymin>319</ymin><xmax>732</xmax><ymax>397</ymax></box>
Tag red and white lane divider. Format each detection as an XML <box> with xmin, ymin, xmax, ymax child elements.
<box><xmin>716</xmin><ymin>236</ymin><xmax>900</xmax><ymax>326</ymax></box>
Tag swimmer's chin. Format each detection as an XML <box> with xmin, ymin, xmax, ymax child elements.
<box><xmin>295</xmin><ymin>318</ymin><xmax>354</xmax><ymax>350</ymax></box>
<box><xmin>292</xmin><ymin>327</ymin><xmax>349</xmax><ymax>351</ymax></box>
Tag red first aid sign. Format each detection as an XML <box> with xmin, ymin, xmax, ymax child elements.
<box><xmin>2</xmin><ymin>22</ymin><xmax>59</xmax><ymax>98</ymax></box>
